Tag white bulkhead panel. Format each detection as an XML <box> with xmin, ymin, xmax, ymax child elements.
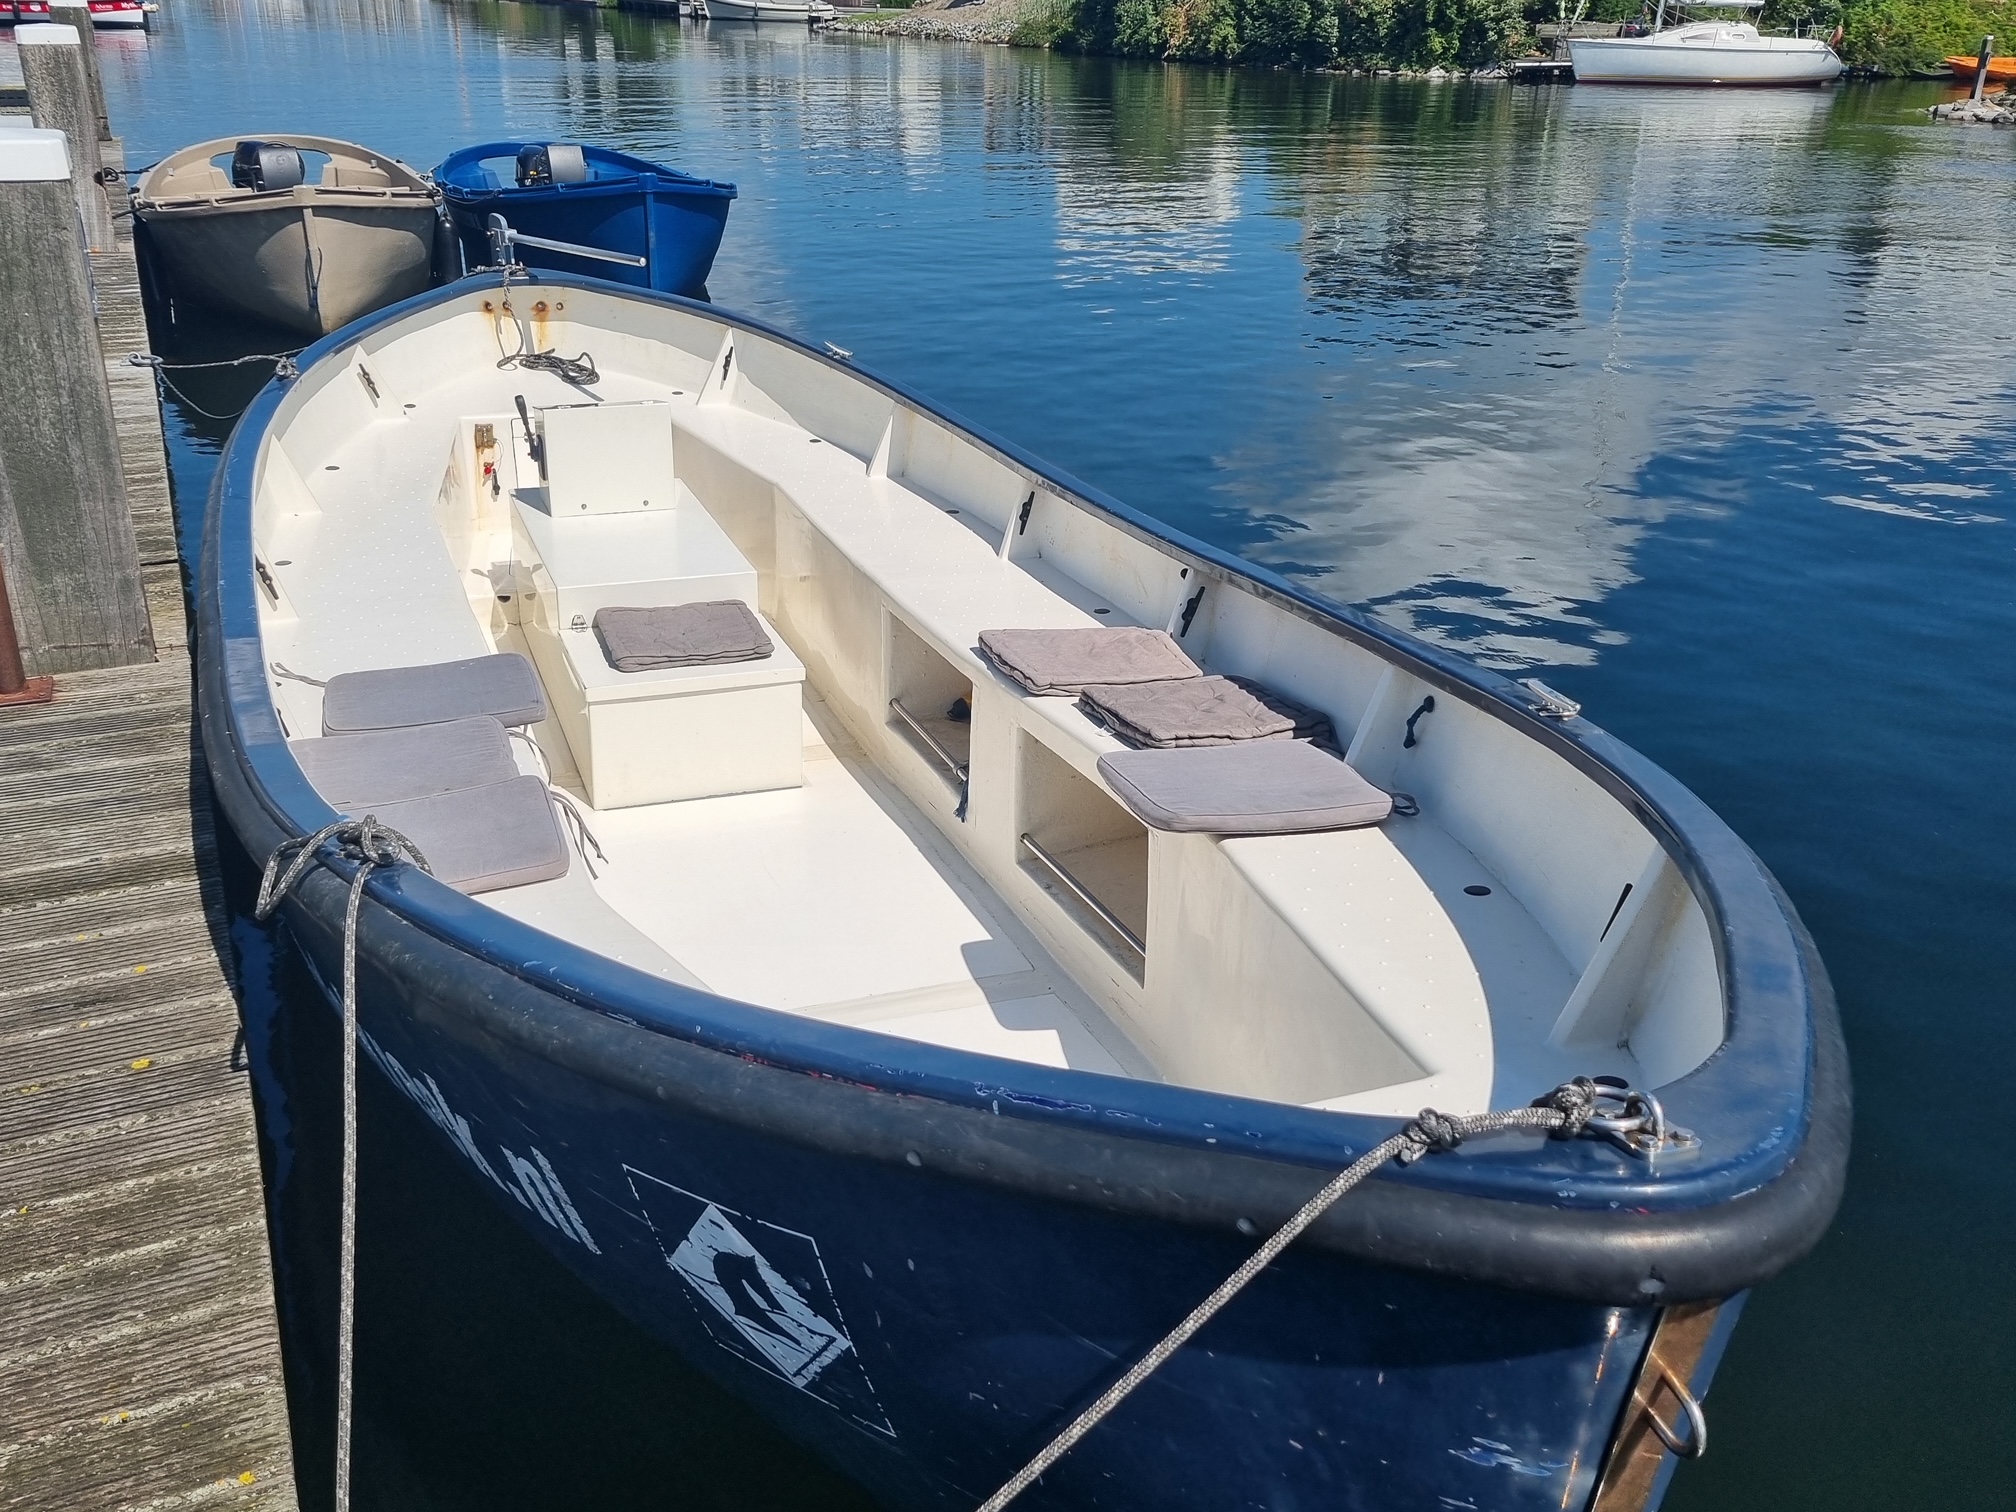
<box><xmin>539</xmin><ymin>400</ymin><xmax>677</xmax><ymax>515</ymax></box>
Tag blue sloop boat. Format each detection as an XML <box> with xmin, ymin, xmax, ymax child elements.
<box><xmin>434</xmin><ymin>141</ymin><xmax>735</xmax><ymax>295</ymax></box>
<box><xmin>203</xmin><ymin>271</ymin><xmax>1848</xmax><ymax>1512</ymax></box>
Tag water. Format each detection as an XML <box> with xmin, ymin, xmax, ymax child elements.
<box><xmin>59</xmin><ymin>3</ymin><xmax>2015</xmax><ymax>1506</ymax></box>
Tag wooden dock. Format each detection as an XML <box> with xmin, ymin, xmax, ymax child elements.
<box><xmin>0</xmin><ymin>148</ymin><xmax>300</xmax><ymax>1508</ymax></box>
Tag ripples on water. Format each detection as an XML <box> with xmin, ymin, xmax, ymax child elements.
<box><xmin>41</xmin><ymin>3</ymin><xmax>2013</xmax><ymax>1507</ymax></box>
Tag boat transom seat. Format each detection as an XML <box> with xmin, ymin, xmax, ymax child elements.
<box><xmin>321</xmin><ymin>163</ymin><xmax>394</xmax><ymax>190</ymax></box>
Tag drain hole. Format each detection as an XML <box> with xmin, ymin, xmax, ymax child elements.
<box><xmin>1464</xmin><ymin>885</ymin><xmax>1492</xmax><ymax>897</ymax></box>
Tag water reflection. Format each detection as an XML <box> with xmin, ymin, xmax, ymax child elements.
<box><xmin>87</xmin><ymin>4</ymin><xmax>1998</xmax><ymax>669</ymax></box>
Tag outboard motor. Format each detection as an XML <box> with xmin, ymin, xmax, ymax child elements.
<box><xmin>514</xmin><ymin>143</ymin><xmax>590</xmax><ymax>188</ymax></box>
<box><xmin>230</xmin><ymin>141</ymin><xmax>307</xmax><ymax>193</ymax></box>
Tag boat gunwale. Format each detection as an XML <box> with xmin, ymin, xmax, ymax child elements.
<box><xmin>200</xmin><ymin>271</ymin><xmax>1848</xmax><ymax>1284</ymax></box>
<box><xmin>434</xmin><ymin>140</ymin><xmax>739</xmax><ymax>202</ymax></box>
<box><xmin>134</xmin><ymin>132</ymin><xmax>437</xmax><ymax>206</ymax></box>
<box><xmin>134</xmin><ymin>187</ymin><xmax>440</xmax><ymax>213</ymax></box>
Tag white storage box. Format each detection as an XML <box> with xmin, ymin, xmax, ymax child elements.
<box><xmin>512</xmin><ymin>482</ymin><xmax>758</xmax><ymax>640</ymax></box>
<box><xmin>509</xmin><ymin>484</ymin><xmax>802</xmax><ymax>808</ymax></box>
<box><xmin>541</xmin><ymin>610</ymin><xmax>806</xmax><ymax>809</ymax></box>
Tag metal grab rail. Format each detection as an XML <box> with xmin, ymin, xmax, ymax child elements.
<box><xmin>1018</xmin><ymin>833</ymin><xmax>1145</xmax><ymax>959</ymax></box>
<box><xmin>486</xmin><ymin>212</ymin><xmax>649</xmax><ymax>270</ymax></box>
<box><xmin>887</xmin><ymin>698</ymin><xmax>968</xmax><ymax>782</ymax></box>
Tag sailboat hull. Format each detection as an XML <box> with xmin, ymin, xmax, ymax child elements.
<box><xmin>1569</xmin><ymin>35</ymin><xmax>1844</xmax><ymax>84</ymax></box>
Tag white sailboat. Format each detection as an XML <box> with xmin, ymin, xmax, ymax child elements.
<box><xmin>699</xmin><ymin>0</ymin><xmax>837</xmax><ymax>20</ymax></box>
<box><xmin>1569</xmin><ymin>1</ymin><xmax>1845</xmax><ymax>85</ymax></box>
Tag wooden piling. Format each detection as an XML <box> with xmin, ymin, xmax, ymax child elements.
<box><xmin>0</xmin><ymin>126</ymin><xmax>300</xmax><ymax>1512</ymax></box>
<box><xmin>48</xmin><ymin>1</ymin><xmax>113</xmax><ymax>145</ymax></box>
<box><xmin>0</xmin><ymin>126</ymin><xmax>152</xmax><ymax>677</ymax></box>
<box><xmin>17</xmin><ymin>23</ymin><xmax>115</xmax><ymax>253</ymax></box>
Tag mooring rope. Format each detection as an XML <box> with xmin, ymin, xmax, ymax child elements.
<box><xmin>975</xmin><ymin>1077</ymin><xmax>1660</xmax><ymax>1512</ymax></box>
<box><xmin>255</xmin><ymin>817</ymin><xmax>432</xmax><ymax>1512</ymax></box>
<box><xmin>488</xmin><ymin>267</ymin><xmax>601</xmax><ymax>387</ymax></box>
<box><xmin>127</xmin><ymin>351</ymin><xmax>304</xmax><ymax>422</ymax></box>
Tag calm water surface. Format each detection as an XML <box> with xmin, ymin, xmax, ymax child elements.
<box><xmin>53</xmin><ymin>2</ymin><xmax>2016</xmax><ymax>1506</ymax></box>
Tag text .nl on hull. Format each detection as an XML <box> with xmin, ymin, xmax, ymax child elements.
<box><xmin>202</xmin><ymin>270</ymin><xmax>1848</xmax><ymax>1512</ymax></box>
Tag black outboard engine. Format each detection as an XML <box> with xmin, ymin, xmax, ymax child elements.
<box><xmin>230</xmin><ymin>141</ymin><xmax>307</xmax><ymax>193</ymax></box>
<box><xmin>514</xmin><ymin>143</ymin><xmax>590</xmax><ymax>188</ymax></box>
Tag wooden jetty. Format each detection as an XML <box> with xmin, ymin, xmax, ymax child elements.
<box><xmin>0</xmin><ymin>29</ymin><xmax>299</xmax><ymax>1512</ymax></box>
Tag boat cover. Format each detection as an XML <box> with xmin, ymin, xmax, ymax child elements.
<box><xmin>341</xmin><ymin>776</ymin><xmax>569</xmax><ymax>893</ymax></box>
<box><xmin>1080</xmin><ymin>674</ymin><xmax>1335</xmax><ymax>749</ymax></box>
<box><xmin>1098</xmin><ymin>741</ymin><xmax>1393</xmax><ymax>834</ymax></box>
<box><xmin>978</xmin><ymin>627</ymin><xmax>1200</xmax><ymax>696</ymax></box>
<box><xmin>289</xmin><ymin>717</ymin><xmax>518</xmax><ymax>808</ymax></box>
<box><xmin>592</xmin><ymin>601</ymin><xmax>774</xmax><ymax>671</ymax></box>
<box><xmin>319</xmin><ymin>652</ymin><xmax>547</xmax><ymax>735</ymax></box>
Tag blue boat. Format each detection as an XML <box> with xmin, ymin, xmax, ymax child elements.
<box><xmin>202</xmin><ymin>271</ymin><xmax>1848</xmax><ymax>1512</ymax></box>
<box><xmin>434</xmin><ymin>141</ymin><xmax>734</xmax><ymax>295</ymax></box>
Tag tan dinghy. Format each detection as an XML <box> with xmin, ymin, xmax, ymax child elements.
<box><xmin>134</xmin><ymin>135</ymin><xmax>443</xmax><ymax>337</ymax></box>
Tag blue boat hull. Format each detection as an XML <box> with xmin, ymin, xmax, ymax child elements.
<box><xmin>443</xmin><ymin>181</ymin><xmax>731</xmax><ymax>296</ymax></box>
<box><xmin>201</xmin><ymin>273</ymin><xmax>1847</xmax><ymax>1512</ymax></box>
<box><xmin>271</xmin><ymin>886</ymin><xmax>1709</xmax><ymax>1512</ymax></box>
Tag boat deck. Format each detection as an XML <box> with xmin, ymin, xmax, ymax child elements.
<box><xmin>259</xmin><ymin>323</ymin><xmax>1654</xmax><ymax>1114</ymax></box>
<box><xmin>262</xmin><ymin>365</ymin><xmax>1148</xmax><ymax>1080</ymax></box>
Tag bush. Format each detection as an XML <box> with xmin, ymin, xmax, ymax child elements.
<box><xmin>1038</xmin><ymin>0</ymin><xmax>2000</xmax><ymax>70</ymax></box>
<box><xmin>1837</xmin><ymin>0</ymin><xmax>2004</xmax><ymax>72</ymax></box>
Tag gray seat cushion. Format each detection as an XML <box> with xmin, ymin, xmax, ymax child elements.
<box><xmin>1097</xmin><ymin>741</ymin><xmax>1393</xmax><ymax>835</ymax></box>
<box><xmin>978</xmin><ymin>627</ymin><xmax>1200</xmax><ymax>696</ymax></box>
<box><xmin>1080</xmin><ymin>675</ymin><xmax>1335</xmax><ymax>749</ymax></box>
<box><xmin>320</xmin><ymin>653</ymin><xmax>547</xmax><ymax>735</ymax></box>
<box><xmin>341</xmin><ymin>775</ymin><xmax>569</xmax><ymax>894</ymax></box>
<box><xmin>289</xmin><ymin>718</ymin><xmax>518</xmax><ymax>810</ymax></box>
<box><xmin>592</xmin><ymin>601</ymin><xmax>773</xmax><ymax>672</ymax></box>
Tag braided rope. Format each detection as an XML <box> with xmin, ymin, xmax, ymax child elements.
<box><xmin>256</xmin><ymin>818</ymin><xmax>431</xmax><ymax>1512</ymax></box>
<box><xmin>975</xmin><ymin>1079</ymin><xmax>1608</xmax><ymax>1512</ymax></box>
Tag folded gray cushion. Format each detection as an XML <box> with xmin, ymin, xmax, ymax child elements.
<box><xmin>978</xmin><ymin>627</ymin><xmax>1200</xmax><ymax>696</ymax></box>
<box><xmin>321</xmin><ymin>653</ymin><xmax>547</xmax><ymax>735</ymax></box>
<box><xmin>290</xmin><ymin>718</ymin><xmax>518</xmax><ymax>810</ymax></box>
<box><xmin>593</xmin><ymin>601</ymin><xmax>773</xmax><ymax>672</ymax></box>
<box><xmin>1098</xmin><ymin>742</ymin><xmax>1393</xmax><ymax>835</ymax></box>
<box><xmin>341</xmin><ymin>775</ymin><xmax>568</xmax><ymax>894</ymax></box>
<box><xmin>1080</xmin><ymin>675</ymin><xmax>1336</xmax><ymax>749</ymax></box>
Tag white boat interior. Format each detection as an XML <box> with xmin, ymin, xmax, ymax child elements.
<box><xmin>251</xmin><ymin>283</ymin><xmax>1727</xmax><ymax>1118</ymax></box>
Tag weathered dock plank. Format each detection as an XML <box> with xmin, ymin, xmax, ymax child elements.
<box><xmin>0</xmin><ymin>185</ymin><xmax>298</xmax><ymax>1509</ymax></box>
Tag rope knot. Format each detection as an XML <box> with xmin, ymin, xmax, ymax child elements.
<box><xmin>1533</xmin><ymin>1076</ymin><xmax>1601</xmax><ymax>1139</ymax></box>
<box><xmin>341</xmin><ymin>815</ymin><xmax>420</xmax><ymax>871</ymax></box>
<box><xmin>255</xmin><ymin>817</ymin><xmax>431</xmax><ymax>923</ymax></box>
<box><xmin>1396</xmin><ymin>1108</ymin><xmax>1468</xmax><ymax>1165</ymax></box>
